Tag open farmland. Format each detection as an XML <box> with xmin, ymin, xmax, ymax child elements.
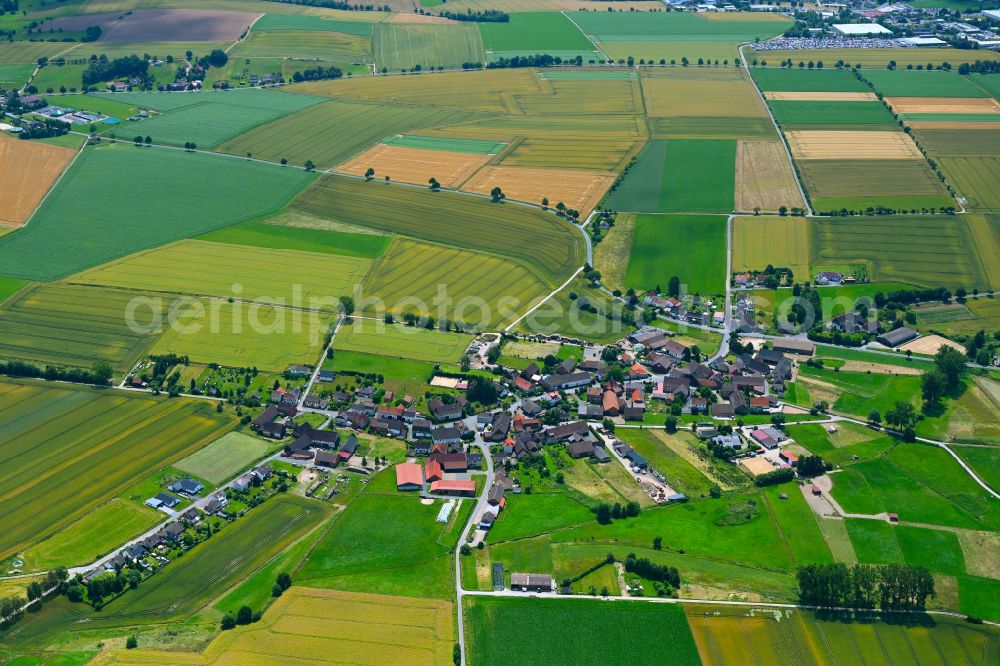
<box><xmin>752</xmin><ymin>48</ymin><xmax>1000</xmax><ymax>69</ymax></box>
<box><xmin>733</xmin><ymin>215</ymin><xmax>810</xmax><ymax>277</ymax></box>
<box><xmin>81</xmin><ymin>8</ymin><xmax>258</xmax><ymax>43</ymax></box>
<box><xmin>661</xmin><ymin>139</ymin><xmax>736</xmax><ymax>213</ymax></box>
<box><xmin>786</xmin><ymin>130</ymin><xmax>922</xmax><ymax>160</ymax></box>
<box><xmin>339</xmin><ymin>143</ymin><xmax>492</xmax><ymax>188</ymax></box>
<box><xmin>290</xmin><ymin>68</ymin><xmax>544</xmax><ymax>113</ymax></box>
<box><xmin>938</xmin><ymin>156</ymin><xmax>1000</xmax><ymax>210</ymax></box>
<box><xmin>230</xmin><ymin>29</ymin><xmax>371</xmax><ymax>63</ymax></box>
<box><xmin>764</xmin><ymin>91</ymin><xmax>877</xmax><ymax>101</ymax></box>
<box><xmin>642</xmin><ymin>68</ymin><xmax>767</xmax><ymax>120</ymax></box>
<box><xmin>687</xmin><ymin>603</ymin><xmax>999</xmax><ymax>666</ymax></box>
<box><xmin>479</xmin><ymin>12</ymin><xmax>600</xmax><ymax>60</ymax></box>
<box><xmin>218</xmin><ymin>99</ymin><xmax>485</xmax><ymax>169</ymax></box>
<box><xmin>466</xmin><ymin>597</ymin><xmax>700</xmax><ymax>666</ymax></box>
<box><xmin>68</xmin><ymin>239</ymin><xmax>372</xmax><ymax>309</ymax></box>
<box><xmin>335</xmin><ymin>319</ymin><xmax>472</xmax><ymax>363</ymax></box>
<box><xmin>0</xmin><ymin>62</ymin><xmax>32</xmax><ymax>89</ymax></box>
<box><xmin>864</xmin><ymin>70</ymin><xmax>989</xmax><ymax>98</ymax></box>
<box><xmin>374</xmin><ymin>22</ymin><xmax>484</xmax><ymax>70</ymax></box>
<box><xmin>363</xmin><ymin>237</ymin><xmax>551</xmax><ymax>329</ymax></box>
<box><xmin>150</xmin><ymin>299</ymin><xmax>334</xmax><ymax>371</ymax></box>
<box><xmin>0</xmin><ymin>284</ymin><xmax>165</xmax><ymax>371</ymax></box>
<box><xmin>173</xmin><ymin>432</ymin><xmax>273</xmax><ymax>485</ymax></box>
<box><xmin>197</xmin><ymin>219</ymin><xmax>391</xmax><ymax>259</ymax></box>
<box><xmin>0</xmin><ymin>379</ymin><xmax>233</xmax><ymax>561</ymax></box>
<box><xmin>569</xmin><ymin>10</ymin><xmax>787</xmax><ymax>43</ymax></box>
<box><xmin>887</xmin><ymin>97</ymin><xmax>1000</xmax><ymax>115</ymax></box>
<box><xmin>513</xmin><ymin>77</ymin><xmax>642</xmax><ymax>115</ymax></box>
<box><xmin>252</xmin><ymin>14</ymin><xmax>377</xmax><ymax>33</ymax></box>
<box><xmin>462</xmin><ymin>165</ymin><xmax>615</xmax><ymax>215</ymax></box>
<box><xmin>734</xmin><ymin>140</ymin><xmax>804</xmax><ymax>213</ymax></box>
<box><xmin>751</xmin><ymin>67</ymin><xmax>871</xmax><ymax>93</ymax></box>
<box><xmin>96</xmin><ymin>588</ymin><xmax>453</xmax><ymax>665</ymax></box>
<box><xmin>111</xmin><ymin>88</ymin><xmax>324</xmax><ymax>148</ymax></box>
<box><xmin>291</xmin><ymin>176</ymin><xmax>585</xmax><ymax>286</ymax></box>
<box><xmin>626</xmin><ymin>214</ymin><xmax>727</xmax><ymax>295</ymax></box>
<box><xmin>770</xmin><ymin>100</ymin><xmax>896</xmax><ymax>127</ymax></box>
<box><xmin>799</xmin><ymin>159</ymin><xmax>954</xmax><ymax>213</ymax></box>
<box><xmin>518</xmin><ymin>274</ymin><xmax>626</xmax><ymax>344</ymax></box>
<box><xmin>0</xmin><ymin>143</ymin><xmax>315</xmax><ymax>281</ymax></box>
<box><xmin>4</xmin><ymin>496</ymin><xmax>330</xmax><ymax>648</ymax></box>
<box><xmin>0</xmin><ymin>134</ymin><xmax>76</xmax><ymax>226</ymax></box>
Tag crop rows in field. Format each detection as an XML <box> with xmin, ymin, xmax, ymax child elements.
<box><xmin>0</xmin><ymin>379</ymin><xmax>233</xmax><ymax>560</ymax></box>
<box><xmin>479</xmin><ymin>12</ymin><xmax>598</xmax><ymax>53</ymax></box>
<box><xmin>466</xmin><ymin>597</ymin><xmax>701</xmax><ymax>666</ymax></box>
<box><xmin>642</xmin><ymin>68</ymin><xmax>767</xmax><ymax>119</ymax></box>
<box><xmin>462</xmin><ymin>165</ymin><xmax>615</xmax><ymax>216</ymax></box>
<box><xmin>864</xmin><ymin>70</ymin><xmax>988</xmax><ymax>98</ymax></box>
<box><xmin>939</xmin><ymin>156</ymin><xmax>1000</xmax><ymax>211</ymax></box>
<box><xmin>811</xmin><ymin>215</ymin><xmax>993</xmax><ymax>288</ymax></box>
<box><xmin>231</xmin><ymin>29</ymin><xmax>371</xmax><ymax>62</ymax></box>
<box><xmin>362</xmin><ymin>238</ymin><xmax>551</xmax><ymax>329</ymax></box>
<box><xmin>218</xmin><ymin>98</ymin><xmax>486</xmax><ymax>169</ymax></box>
<box><xmin>69</xmin><ymin>239</ymin><xmax>373</xmax><ymax>308</ymax></box>
<box><xmin>626</xmin><ymin>214</ymin><xmax>727</xmax><ymax>296</ymax></box>
<box><xmin>734</xmin><ymin>140</ymin><xmax>804</xmax><ymax>214</ymax></box>
<box><xmin>292</xmin><ymin>176</ymin><xmax>584</xmax><ymax>286</ymax></box>
<box><xmin>0</xmin><ymin>134</ymin><xmax>75</xmax><ymax>226</ymax></box>
<box><xmin>686</xmin><ymin>604</ymin><xmax>996</xmax><ymax>666</ymax></box>
<box><xmin>374</xmin><ymin>22</ymin><xmax>484</xmax><ymax>71</ymax></box>
<box><xmin>513</xmin><ymin>78</ymin><xmax>642</xmax><ymax>115</ymax></box>
<box><xmin>339</xmin><ymin>143</ymin><xmax>491</xmax><ymax>188</ymax></box>
<box><xmin>733</xmin><ymin>215</ymin><xmax>811</xmax><ymax>277</ymax></box>
<box><xmin>0</xmin><ymin>284</ymin><xmax>164</xmax><ymax>371</ymax></box>
<box><xmin>770</xmin><ymin>100</ymin><xmax>896</xmax><ymax>127</ymax></box>
<box><xmin>335</xmin><ymin>317</ymin><xmax>473</xmax><ymax>363</ymax></box>
<box><xmin>0</xmin><ymin>143</ymin><xmax>315</xmax><ymax>281</ymax></box>
<box><xmin>799</xmin><ymin>159</ymin><xmax>952</xmax><ymax>207</ymax></box>
<box><xmin>752</xmin><ymin>48</ymin><xmax>1000</xmax><ymax>69</ymax></box>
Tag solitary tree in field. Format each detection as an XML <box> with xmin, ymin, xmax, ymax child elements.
<box><xmin>246</xmin><ymin>152</ymin><xmax>252</xmax><ymax>160</ymax></box>
<box><xmin>384</xmin><ymin>175</ymin><xmax>390</xmax><ymax>183</ymax></box>
<box><xmin>490</xmin><ymin>186</ymin><xmax>504</xmax><ymax>203</ymax></box>
<box><xmin>144</xmin><ymin>135</ymin><xmax>151</xmax><ymax>145</ymax></box>
<box><xmin>428</xmin><ymin>177</ymin><xmax>440</xmax><ymax>191</ymax></box>
<box><xmin>364</xmin><ymin>167</ymin><xmax>375</xmax><ymax>181</ymax></box>
<box><xmin>304</xmin><ymin>160</ymin><xmax>315</xmax><ymax>171</ymax></box>
<box><xmin>280</xmin><ymin>158</ymin><xmax>287</xmax><ymax>165</ymax></box>
<box><xmin>541</xmin><ymin>197</ymin><xmax>549</xmax><ymax>209</ymax></box>
<box><xmin>133</xmin><ymin>135</ymin><xmax>143</xmax><ymax>145</ymax></box>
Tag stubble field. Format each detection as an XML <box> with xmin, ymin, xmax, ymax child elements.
<box><xmin>0</xmin><ymin>134</ymin><xmax>76</xmax><ymax>226</ymax></box>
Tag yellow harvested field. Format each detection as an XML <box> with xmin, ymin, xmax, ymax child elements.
<box><xmin>733</xmin><ymin>215</ymin><xmax>810</xmax><ymax>277</ymax></box>
<box><xmin>0</xmin><ymin>134</ymin><xmax>76</xmax><ymax>226</ymax></box>
<box><xmin>734</xmin><ymin>140</ymin><xmax>804</xmax><ymax>213</ymax></box>
<box><xmin>764</xmin><ymin>91</ymin><xmax>877</xmax><ymax>102</ymax></box>
<box><xmin>898</xmin><ymin>334</ymin><xmax>966</xmax><ymax>356</ymax></box>
<box><xmin>887</xmin><ymin>97</ymin><xmax>1000</xmax><ymax>115</ymax></box>
<box><xmin>337</xmin><ymin>143</ymin><xmax>492</xmax><ymax>188</ymax></box>
<box><xmin>642</xmin><ymin>68</ymin><xmax>767</xmax><ymax>118</ymax></box>
<box><xmin>740</xmin><ymin>456</ymin><xmax>776</xmax><ymax>477</ymax></box>
<box><xmin>786</xmin><ymin>130</ymin><xmax>922</xmax><ymax>160</ymax></box>
<box><xmin>462</xmin><ymin>165</ymin><xmax>615</xmax><ymax>215</ymax></box>
<box><xmin>91</xmin><ymin>588</ymin><xmax>454</xmax><ymax>666</ymax></box>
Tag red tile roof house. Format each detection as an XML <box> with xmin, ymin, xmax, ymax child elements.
<box><xmin>431</xmin><ymin>452</ymin><xmax>468</xmax><ymax>473</ymax></box>
<box><xmin>424</xmin><ymin>457</ymin><xmax>444</xmax><ymax>483</ymax></box>
<box><xmin>395</xmin><ymin>463</ymin><xmax>424</xmax><ymax>491</ymax></box>
<box><xmin>430</xmin><ymin>479</ymin><xmax>476</xmax><ymax>496</ymax></box>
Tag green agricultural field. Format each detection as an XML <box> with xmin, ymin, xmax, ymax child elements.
<box><xmin>916</xmin><ymin>128</ymin><xmax>1000</xmax><ymax>156</ymax></box>
<box><xmin>150</xmin><ymin>299</ymin><xmax>334</xmax><ymax>371</ymax></box>
<box><xmin>362</xmin><ymin>238</ymin><xmax>551</xmax><ymax>329</ymax></box>
<box><xmin>800</xmin><ymin>159</ymin><xmax>955</xmax><ymax>213</ymax></box>
<box><xmin>784</xmin><ymin>422</ymin><xmax>895</xmax><ymax>467</ymax></box>
<box><xmin>110</xmin><ymin>88</ymin><xmax>325</xmax><ymax>148</ymax></box>
<box><xmin>568</xmin><ymin>10</ymin><xmax>788</xmax><ymax>43</ymax></box>
<box><xmin>334</xmin><ymin>319</ymin><xmax>472</xmax><ymax>364</ymax></box>
<box><xmin>796</xmin><ymin>364</ymin><xmax>922</xmax><ymax>417</ymax></box>
<box><xmin>957</xmin><ymin>574</ymin><xmax>1000</xmax><ymax>622</ymax></box>
<box><xmin>46</xmin><ymin>93</ymin><xmax>139</xmax><ymax>120</ymax></box>
<box><xmin>687</xmin><ymin>603</ymin><xmax>1000</xmax><ymax>666</ymax></box>
<box><xmin>953</xmin><ymin>445</ymin><xmax>1000</xmax><ymax>494</ymax></box>
<box><xmin>0</xmin><ymin>284</ymin><xmax>165</xmax><ymax>371</ymax></box>
<box><xmin>864</xmin><ymin>70</ymin><xmax>988</xmax><ymax>98</ymax></box>
<box><xmin>661</xmin><ymin>139</ymin><xmax>736</xmax><ymax>212</ymax></box>
<box><xmin>617</xmin><ymin>429</ymin><xmax>715</xmax><ymax>499</ymax></box>
<box><xmin>2</xmin><ymin>496</ymin><xmax>329</xmax><ymax>647</ymax></box>
<box><xmin>517</xmin><ymin>274</ymin><xmax>627</xmax><ymax>344</ymax></box>
<box><xmin>295</xmin><ymin>491</ymin><xmax>458</xmax><ymax>599</ymax></box>
<box><xmin>846</xmin><ymin>519</ymin><xmax>905</xmax><ymax>564</ymax></box>
<box><xmin>479</xmin><ymin>12</ymin><xmax>598</xmax><ymax>54</ymax></box>
<box><xmin>382</xmin><ymin>134</ymin><xmax>505</xmax><ymax>154</ymax></box>
<box><xmin>292</xmin><ymin>176</ymin><xmax>584</xmax><ymax>287</ymax></box>
<box><xmin>197</xmin><ymin>219</ymin><xmax>390</xmax><ymax>259</ymax></box>
<box><xmin>761</xmin><ymin>485</ymin><xmax>834</xmax><ymax>565</ymax></box>
<box><xmin>174</xmin><ymin>432</ymin><xmax>274</xmax><ymax>484</ymax></box>
<box><xmin>19</xmin><ymin>499</ymin><xmax>160</xmax><ymax>571</ymax></box>
<box><xmin>810</xmin><ymin>214</ymin><xmax>1000</xmax><ymax>289</ymax></box>
<box><xmin>0</xmin><ymin>277</ymin><xmax>28</xmax><ymax>305</ymax></box>
<box><xmin>465</xmin><ymin>597</ymin><xmax>701</xmax><ymax>666</ymax></box>
<box><xmin>0</xmin><ymin>379</ymin><xmax>233</xmax><ymax>561</ymax></box>
<box><xmin>69</xmin><ymin>239</ymin><xmax>373</xmax><ymax>309</ymax></box>
<box><xmin>324</xmin><ymin>350</ymin><xmax>436</xmax><ymax>400</ymax></box>
<box><xmin>626</xmin><ymin>214</ymin><xmax>727</xmax><ymax>296</ymax></box>
<box><xmin>0</xmin><ymin>142</ymin><xmax>315</xmax><ymax>281</ymax></box>
<box><xmin>755</xmin><ymin>48</ymin><xmax>1000</xmax><ymax>69</ymax></box>
<box><xmin>218</xmin><ymin>98</ymin><xmax>485</xmax><ymax>169</ymax></box>
<box><xmin>750</xmin><ymin>67</ymin><xmax>871</xmax><ymax>92</ymax></box>
<box><xmin>938</xmin><ymin>156</ymin><xmax>1000</xmax><ymax>211</ymax></box>
<box><xmin>374</xmin><ymin>23</ymin><xmax>484</xmax><ymax>71</ymax></box>
<box><xmin>0</xmin><ymin>41</ymin><xmax>69</xmax><ymax>64</ymax></box>
<box><xmin>252</xmin><ymin>13</ymin><xmax>375</xmax><ymax>34</ymax></box>
<box><xmin>229</xmin><ymin>29</ymin><xmax>371</xmax><ymax>64</ymax></box>
<box><xmin>488</xmin><ymin>492</ymin><xmax>595</xmax><ymax>543</ymax></box>
<box><xmin>605</xmin><ymin>139</ymin><xmax>736</xmax><ymax>213</ymax></box>
<box><xmin>0</xmin><ymin>63</ymin><xmax>32</xmax><ymax>88</ymax></box>
<box><xmin>770</xmin><ymin>101</ymin><xmax>895</xmax><ymax>127</ymax></box>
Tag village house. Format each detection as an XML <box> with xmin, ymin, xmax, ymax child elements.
<box><xmin>395</xmin><ymin>462</ymin><xmax>424</xmax><ymax>491</ymax></box>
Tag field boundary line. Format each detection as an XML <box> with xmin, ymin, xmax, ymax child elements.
<box><xmin>225</xmin><ymin>12</ymin><xmax>265</xmax><ymax>54</ymax></box>
<box><xmin>16</xmin><ymin>136</ymin><xmax>87</xmax><ymax>230</ymax></box>
<box><xmin>561</xmin><ymin>10</ymin><xmax>608</xmax><ymax>61</ymax></box>
<box><xmin>501</xmin><ymin>265</ymin><xmax>584</xmax><ymax>335</ymax></box>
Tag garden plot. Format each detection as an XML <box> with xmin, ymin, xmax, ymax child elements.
<box><xmin>462</xmin><ymin>165</ymin><xmax>615</xmax><ymax>215</ymax></box>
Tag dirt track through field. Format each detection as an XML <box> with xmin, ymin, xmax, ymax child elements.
<box><xmin>338</xmin><ymin>143</ymin><xmax>492</xmax><ymax>188</ymax></box>
<box><xmin>786</xmin><ymin>130</ymin><xmax>922</xmax><ymax>160</ymax></box>
<box><xmin>462</xmin><ymin>165</ymin><xmax>615</xmax><ymax>215</ymax></box>
<box><xmin>765</xmin><ymin>91</ymin><xmax>877</xmax><ymax>102</ymax></box>
<box><xmin>0</xmin><ymin>135</ymin><xmax>75</xmax><ymax>226</ymax></box>
<box><xmin>886</xmin><ymin>97</ymin><xmax>1000</xmax><ymax>115</ymax></box>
